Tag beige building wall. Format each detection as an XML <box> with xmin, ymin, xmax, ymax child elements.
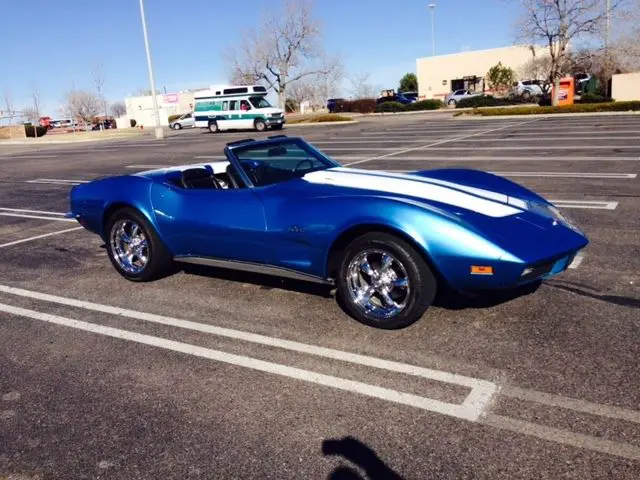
<box><xmin>124</xmin><ymin>91</ymin><xmax>198</xmax><ymax>127</ymax></box>
<box><xmin>416</xmin><ymin>45</ymin><xmax>549</xmax><ymax>100</ymax></box>
<box><xmin>611</xmin><ymin>72</ymin><xmax>640</xmax><ymax>101</ymax></box>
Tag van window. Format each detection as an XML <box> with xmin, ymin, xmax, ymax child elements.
<box><xmin>224</xmin><ymin>87</ymin><xmax>248</xmax><ymax>95</ymax></box>
<box><xmin>222</xmin><ymin>101</ymin><xmax>229</xmax><ymax>111</ymax></box>
<box><xmin>253</xmin><ymin>86</ymin><xmax>267</xmax><ymax>93</ymax></box>
<box><xmin>229</xmin><ymin>100</ymin><xmax>238</xmax><ymax>110</ymax></box>
<box><xmin>249</xmin><ymin>97</ymin><xmax>272</xmax><ymax>109</ymax></box>
<box><xmin>240</xmin><ymin>100</ymin><xmax>251</xmax><ymax>111</ymax></box>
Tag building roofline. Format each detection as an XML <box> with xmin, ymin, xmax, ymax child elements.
<box><xmin>417</xmin><ymin>43</ymin><xmax>548</xmax><ymax>61</ymax></box>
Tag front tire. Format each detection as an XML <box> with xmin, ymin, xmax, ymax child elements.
<box><xmin>208</xmin><ymin>121</ymin><xmax>219</xmax><ymax>133</ymax></box>
<box><xmin>448</xmin><ymin>99</ymin><xmax>456</xmax><ymax>106</ymax></box>
<box><xmin>173</xmin><ymin>123</ymin><xmax>182</xmax><ymax>130</ymax></box>
<box><xmin>254</xmin><ymin>118</ymin><xmax>266</xmax><ymax>132</ymax></box>
<box><xmin>105</xmin><ymin>207</ymin><xmax>173</xmax><ymax>282</ymax></box>
<box><xmin>336</xmin><ymin>232</ymin><xmax>437</xmax><ymax>329</ymax></box>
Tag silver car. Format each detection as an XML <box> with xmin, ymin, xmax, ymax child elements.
<box><xmin>170</xmin><ymin>112</ymin><xmax>195</xmax><ymax>129</ymax></box>
<box><xmin>444</xmin><ymin>89</ymin><xmax>481</xmax><ymax>106</ymax></box>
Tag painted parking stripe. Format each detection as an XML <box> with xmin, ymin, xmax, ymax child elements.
<box><xmin>1</xmin><ymin>154</ymin><xmax>60</xmax><ymax>159</ymax></box>
<box><xmin>0</xmin><ymin>299</ymin><xmax>494</xmax><ymax>422</ymax></box>
<box><xmin>126</xmin><ymin>164</ymin><xmax>170</xmax><ymax>169</ymax></box>
<box><xmin>0</xmin><ymin>207</ymin><xmax>66</xmax><ymax>216</ymax></box>
<box><xmin>0</xmin><ymin>213</ymin><xmax>76</xmax><ymax>222</ymax></box>
<box><xmin>365</xmin><ymin>156</ymin><xmax>640</xmax><ymax>162</ymax></box>
<box><xmin>568</xmin><ymin>254</ymin><xmax>585</xmax><ymax>270</ymax></box>
<box><xmin>0</xmin><ymin>227</ymin><xmax>83</xmax><ymax>248</ymax></box>
<box><xmin>2</xmin><ymin>290</ymin><xmax>640</xmax><ymax>461</ymax></box>
<box><xmin>26</xmin><ymin>178</ymin><xmax>89</xmax><ymax>185</ymax></box>
<box><xmin>490</xmin><ymin>172</ymin><xmax>637</xmax><ymax>179</ymax></box>
<box><xmin>344</xmin><ymin>118</ymin><xmax>542</xmax><ymax>167</ymax></box>
<box><xmin>551</xmin><ymin>200</ymin><xmax>618</xmax><ymax>210</ymax></box>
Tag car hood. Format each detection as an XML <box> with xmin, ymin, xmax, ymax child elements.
<box><xmin>302</xmin><ymin>167</ymin><xmax>531</xmax><ymax>218</ymax></box>
<box><xmin>301</xmin><ymin>167</ymin><xmax>588</xmax><ymax>262</ymax></box>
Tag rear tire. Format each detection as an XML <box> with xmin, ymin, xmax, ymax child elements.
<box><xmin>336</xmin><ymin>232</ymin><xmax>436</xmax><ymax>329</ymax></box>
<box><xmin>105</xmin><ymin>207</ymin><xmax>173</xmax><ymax>282</ymax></box>
<box><xmin>208</xmin><ymin>121</ymin><xmax>219</xmax><ymax>133</ymax></box>
<box><xmin>254</xmin><ymin>118</ymin><xmax>266</xmax><ymax>132</ymax></box>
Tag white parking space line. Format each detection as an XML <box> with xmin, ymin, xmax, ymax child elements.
<box><xmin>568</xmin><ymin>254</ymin><xmax>584</xmax><ymax>270</ymax></box>
<box><xmin>343</xmin><ymin>119</ymin><xmax>542</xmax><ymax>167</ymax></box>
<box><xmin>0</xmin><ymin>227</ymin><xmax>83</xmax><ymax>248</ymax></box>
<box><xmin>0</xmin><ymin>213</ymin><xmax>76</xmax><ymax>222</ymax></box>
<box><xmin>26</xmin><ymin>178</ymin><xmax>89</xmax><ymax>186</ymax></box>
<box><xmin>365</xmin><ymin>156</ymin><xmax>640</xmax><ymax>162</ymax></box>
<box><xmin>491</xmin><ymin>172</ymin><xmax>637</xmax><ymax>179</ymax></box>
<box><xmin>482</xmin><ymin>413</ymin><xmax>640</xmax><ymax>462</ymax></box>
<box><xmin>412</xmin><ymin>146</ymin><xmax>640</xmax><ymax>151</ymax></box>
<box><xmin>0</xmin><ymin>296</ymin><xmax>495</xmax><ymax>422</ymax></box>
<box><xmin>551</xmin><ymin>200</ymin><xmax>618</xmax><ymax>210</ymax></box>
<box><xmin>0</xmin><ymin>154</ymin><xmax>60</xmax><ymax>159</ymax></box>
<box><xmin>126</xmin><ymin>164</ymin><xmax>170</xmax><ymax>169</ymax></box>
<box><xmin>0</xmin><ymin>207</ymin><xmax>66</xmax><ymax>216</ymax></box>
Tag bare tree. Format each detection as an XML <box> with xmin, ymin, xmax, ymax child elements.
<box><xmin>611</xmin><ymin>1</ymin><xmax>640</xmax><ymax>71</ymax></box>
<box><xmin>287</xmin><ymin>63</ymin><xmax>344</xmax><ymax>111</ymax></box>
<box><xmin>64</xmin><ymin>90</ymin><xmax>101</xmax><ymax>127</ymax></box>
<box><xmin>110</xmin><ymin>101</ymin><xmax>127</xmax><ymax>117</ymax></box>
<box><xmin>22</xmin><ymin>106</ymin><xmax>39</xmax><ymax>123</ymax></box>
<box><xmin>516</xmin><ymin>0</ymin><xmax>624</xmax><ymax>104</ymax></box>
<box><xmin>349</xmin><ymin>71</ymin><xmax>378</xmax><ymax>99</ymax></box>
<box><xmin>224</xmin><ymin>0</ymin><xmax>341</xmax><ymax>109</ymax></box>
<box><xmin>92</xmin><ymin>63</ymin><xmax>109</xmax><ymax>127</ymax></box>
<box><xmin>3</xmin><ymin>90</ymin><xmax>16</xmax><ymax>125</ymax></box>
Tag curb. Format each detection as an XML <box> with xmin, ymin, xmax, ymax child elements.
<box><xmin>454</xmin><ymin>110</ymin><xmax>640</xmax><ymax>120</ymax></box>
<box><xmin>0</xmin><ymin>134</ymin><xmax>147</xmax><ymax>145</ymax></box>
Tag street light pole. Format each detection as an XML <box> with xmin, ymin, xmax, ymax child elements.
<box><xmin>605</xmin><ymin>0</ymin><xmax>611</xmax><ymax>97</ymax></box>
<box><xmin>138</xmin><ymin>0</ymin><xmax>164</xmax><ymax>140</ymax></box>
<box><xmin>428</xmin><ymin>4</ymin><xmax>436</xmax><ymax>56</ymax></box>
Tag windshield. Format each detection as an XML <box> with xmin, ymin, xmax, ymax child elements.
<box><xmin>249</xmin><ymin>96</ymin><xmax>272</xmax><ymax>109</ymax></box>
<box><xmin>231</xmin><ymin>140</ymin><xmax>339</xmax><ymax>187</ymax></box>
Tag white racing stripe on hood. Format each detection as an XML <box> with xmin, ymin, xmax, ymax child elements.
<box><xmin>303</xmin><ymin>168</ymin><xmax>521</xmax><ymax>218</ymax></box>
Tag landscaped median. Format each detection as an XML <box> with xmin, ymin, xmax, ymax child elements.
<box><xmin>454</xmin><ymin>101</ymin><xmax>640</xmax><ymax>117</ymax></box>
<box><xmin>285</xmin><ymin>113</ymin><xmax>355</xmax><ymax>125</ymax></box>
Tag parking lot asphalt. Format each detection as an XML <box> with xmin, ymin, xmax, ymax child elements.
<box><xmin>0</xmin><ymin>113</ymin><xmax>639</xmax><ymax>479</ymax></box>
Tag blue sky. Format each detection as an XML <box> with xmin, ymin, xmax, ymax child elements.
<box><xmin>1</xmin><ymin>0</ymin><xmax>523</xmax><ymax>115</ymax></box>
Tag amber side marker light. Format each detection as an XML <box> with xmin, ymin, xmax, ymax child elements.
<box><xmin>470</xmin><ymin>265</ymin><xmax>493</xmax><ymax>275</ymax></box>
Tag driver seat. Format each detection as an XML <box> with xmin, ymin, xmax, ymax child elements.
<box><xmin>226</xmin><ymin>164</ymin><xmax>245</xmax><ymax>189</ymax></box>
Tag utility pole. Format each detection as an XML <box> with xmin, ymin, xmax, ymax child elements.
<box><xmin>428</xmin><ymin>4</ymin><xmax>436</xmax><ymax>56</ymax></box>
<box><xmin>138</xmin><ymin>0</ymin><xmax>164</xmax><ymax>140</ymax></box>
<box><xmin>605</xmin><ymin>0</ymin><xmax>611</xmax><ymax>97</ymax></box>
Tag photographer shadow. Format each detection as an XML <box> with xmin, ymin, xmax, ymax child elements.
<box><xmin>323</xmin><ymin>436</ymin><xmax>404</xmax><ymax>480</ymax></box>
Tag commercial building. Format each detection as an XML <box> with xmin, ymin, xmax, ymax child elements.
<box><xmin>122</xmin><ymin>90</ymin><xmax>202</xmax><ymax>128</ymax></box>
<box><xmin>416</xmin><ymin>44</ymin><xmax>550</xmax><ymax>100</ymax></box>
<box><xmin>611</xmin><ymin>72</ymin><xmax>640</xmax><ymax>101</ymax></box>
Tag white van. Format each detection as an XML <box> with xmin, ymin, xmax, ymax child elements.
<box><xmin>193</xmin><ymin>85</ymin><xmax>285</xmax><ymax>133</ymax></box>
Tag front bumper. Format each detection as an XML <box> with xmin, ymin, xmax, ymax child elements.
<box><xmin>265</xmin><ymin>116</ymin><xmax>285</xmax><ymax>126</ymax></box>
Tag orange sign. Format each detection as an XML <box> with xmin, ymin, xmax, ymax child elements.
<box><xmin>553</xmin><ymin>77</ymin><xmax>575</xmax><ymax>106</ymax></box>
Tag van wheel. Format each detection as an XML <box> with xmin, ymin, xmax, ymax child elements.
<box><xmin>254</xmin><ymin>119</ymin><xmax>266</xmax><ymax>132</ymax></box>
<box><xmin>208</xmin><ymin>121</ymin><xmax>219</xmax><ymax>133</ymax></box>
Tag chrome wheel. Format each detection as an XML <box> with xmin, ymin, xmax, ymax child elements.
<box><xmin>346</xmin><ymin>249</ymin><xmax>410</xmax><ymax>319</ymax></box>
<box><xmin>109</xmin><ymin>219</ymin><xmax>149</xmax><ymax>274</ymax></box>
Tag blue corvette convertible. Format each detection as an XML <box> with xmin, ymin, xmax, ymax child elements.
<box><xmin>67</xmin><ymin>135</ymin><xmax>588</xmax><ymax>329</ymax></box>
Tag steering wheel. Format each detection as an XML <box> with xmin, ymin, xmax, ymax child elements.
<box><xmin>292</xmin><ymin>159</ymin><xmax>314</xmax><ymax>174</ymax></box>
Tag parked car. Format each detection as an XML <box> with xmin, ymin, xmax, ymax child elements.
<box><xmin>376</xmin><ymin>89</ymin><xmax>416</xmax><ymax>105</ymax></box>
<box><xmin>170</xmin><ymin>112</ymin><xmax>195</xmax><ymax>130</ymax></box>
<box><xmin>514</xmin><ymin>80</ymin><xmax>544</xmax><ymax>99</ymax></box>
<box><xmin>67</xmin><ymin>135</ymin><xmax>588</xmax><ymax>329</ymax></box>
<box><xmin>444</xmin><ymin>89</ymin><xmax>482</xmax><ymax>106</ymax></box>
<box><xmin>327</xmin><ymin>98</ymin><xmax>345</xmax><ymax>113</ymax></box>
